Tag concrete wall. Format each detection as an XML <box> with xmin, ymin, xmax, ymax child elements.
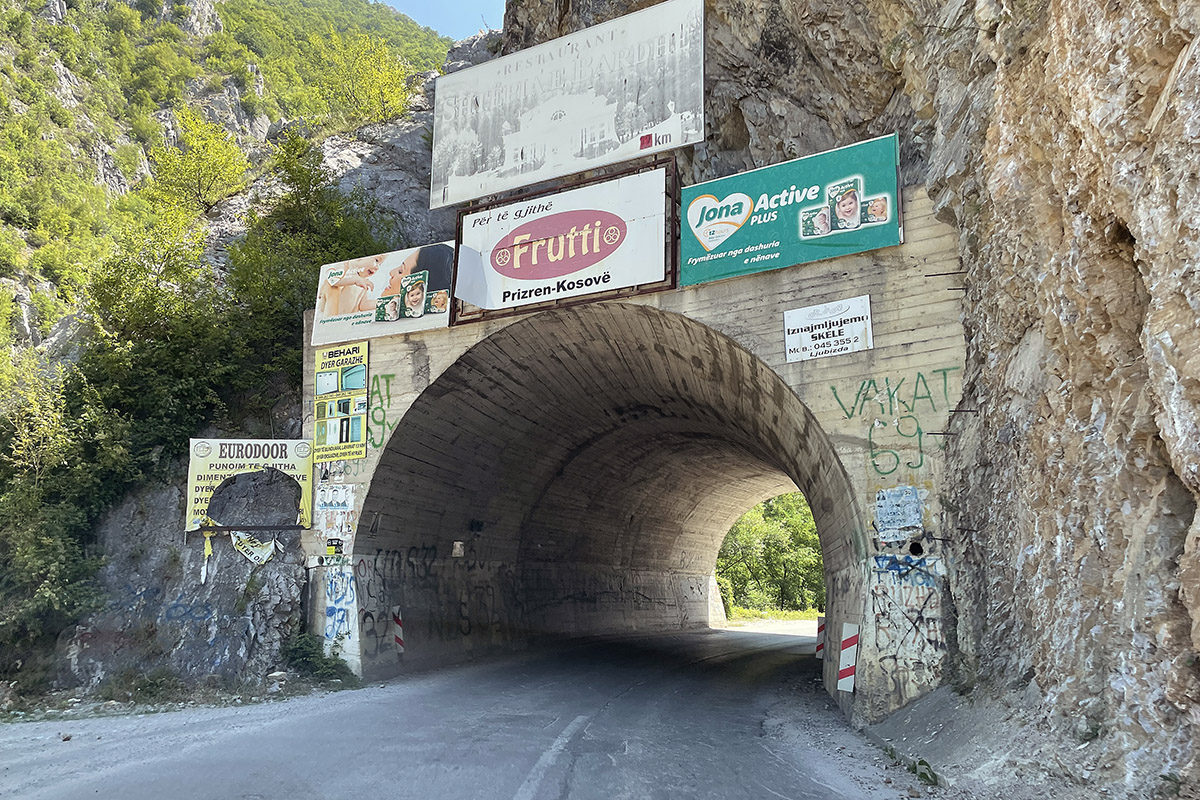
<box><xmin>303</xmin><ymin>188</ymin><xmax>964</xmax><ymax>721</ymax></box>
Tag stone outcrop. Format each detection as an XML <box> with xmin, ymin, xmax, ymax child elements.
<box><xmin>60</xmin><ymin>468</ymin><xmax>307</xmax><ymax>689</ymax></box>
<box><xmin>494</xmin><ymin>0</ymin><xmax>1197</xmax><ymax>792</ymax></box>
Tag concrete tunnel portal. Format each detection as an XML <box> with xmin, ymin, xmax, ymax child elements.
<box><xmin>350</xmin><ymin>303</ymin><xmax>867</xmax><ymax>689</ymax></box>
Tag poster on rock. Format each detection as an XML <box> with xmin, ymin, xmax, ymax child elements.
<box><xmin>457</xmin><ymin>168</ymin><xmax>667</xmax><ymax>310</ymax></box>
<box><xmin>680</xmin><ymin>134</ymin><xmax>902</xmax><ymax>286</ymax></box>
<box><xmin>185</xmin><ymin>438</ymin><xmax>313</xmax><ymax>531</ymax></box>
<box><xmin>430</xmin><ymin>0</ymin><xmax>703</xmax><ymax>208</ymax></box>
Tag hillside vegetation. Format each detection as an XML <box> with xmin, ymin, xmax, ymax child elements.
<box><xmin>0</xmin><ymin>0</ymin><xmax>449</xmax><ymax>685</ymax></box>
<box><xmin>716</xmin><ymin>492</ymin><xmax>825</xmax><ymax>616</ymax></box>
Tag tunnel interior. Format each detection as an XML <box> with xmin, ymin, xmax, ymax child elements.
<box><xmin>353</xmin><ymin>303</ymin><xmax>865</xmax><ymax>685</ymax></box>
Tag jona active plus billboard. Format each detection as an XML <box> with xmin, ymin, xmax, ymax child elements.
<box><xmin>680</xmin><ymin>134</ymin><xmax>902</xmax><ymax>286</ymax></box>
<box><xmin>457</xmin><ymin>168</ymin><xmax>666</xmax><ymax>310</ymax></box>
<box><xmin>430</xmin><ymin>0</ymin><xmax>703</xmax><ymax>209</ymax></box>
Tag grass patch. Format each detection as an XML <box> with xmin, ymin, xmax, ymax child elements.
<box><xmin>97</xmin><ymin>667</ymin><xmax>186</xmax><ymax>703</ymax></box>
<box><xmin>728</xmin><ymin>606</ymin><xmax>822</xmax><ymax>621</ymax></box>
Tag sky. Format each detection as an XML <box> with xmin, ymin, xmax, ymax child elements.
<box><xmin>381</xmin><ymin>1</ymin><xmax>508</xmax><ymax>41</ymax></box>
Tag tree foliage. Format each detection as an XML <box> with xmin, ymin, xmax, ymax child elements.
<box><xmin>716</xmin><ymin>493</ymin><xmax>825</xmax><ymax>612</ymax></box>
<box><xmin>311</xmin><ymin>31</ymin><xmax>414</xmax><ymax>124</ymax></box>
<box><xmin>149</xmin><ymin>107</ymin><xmax>250</xmax><ymax>213</ymax></box>
<box><xmin>0</xmin><ymin>0</ymin><xmax>440</xmax><ymax>673</ymax></box>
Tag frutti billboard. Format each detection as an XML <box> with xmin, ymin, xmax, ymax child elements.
<box><xmin>680</xmin><ymin>134</ymin><xmax>902</xmax><ymax>286</ymax></box>
<box><xmin>430</xmin><ymin>0</ymin><xmax>703</xmax><ymax>209</ymax></box>
<box><xmin>457</xmin><ymin>168</ymin><xmax>667</xmax><ymax>311</ymax></box>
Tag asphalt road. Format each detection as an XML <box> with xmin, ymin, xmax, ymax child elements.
<box><xmin>0</xmin><ymin>624</ymin><xmax>931</xmax><ymax>800</ymax></box>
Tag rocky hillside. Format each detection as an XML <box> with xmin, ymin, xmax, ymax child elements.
<box><xmin>500</xmin><ymin>0</ymin><xmax>1200</xmax><ymax>793</ymax></box>
<box><xmin>0</xmin><ymin>0</ymin><xmax>449</xmax><ymax>691</ymax></box>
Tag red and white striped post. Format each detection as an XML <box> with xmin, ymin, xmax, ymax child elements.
<box><xmin>815</xmin><ymin>616</ymin><xmax>826</xmax><ymax>658</ymax></box>
<box><xmin>391</xmin><ymin>606</ymin><xmax>405</xmax><ymax>655</ymax></box>
<box><xmin>837</xmin><ymin>623</ymin><xmax>859</xmax><ymax>692</ymax></box>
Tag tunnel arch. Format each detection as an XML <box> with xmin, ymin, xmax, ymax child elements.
<box><xmin>353</xmin><ymin>302</ymin><xmax>867</xmax><ymax>698</ymax></box>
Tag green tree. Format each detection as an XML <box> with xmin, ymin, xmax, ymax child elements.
<box><xmin>226</xmin><ymin>133</ymin><xmax>399</xmax><ymax>381</ymax></box>
<box><xmin>148</xmin><ymin>106</ymin><xmax>250</xmax><ymax>212</ymax></box>
<box><xmin>310</xmin><ymin>30</ymin><xmax>413</xmax><ymax>123</ymax></box>
<box><xmin>716</xmin><ymin>492</ymin><xmax>825</xmax><ymax>612</ymax></box>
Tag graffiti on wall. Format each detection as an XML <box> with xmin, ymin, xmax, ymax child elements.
<box><xmin>323</xmin><ymin>565</ymin><xmax>356</xmax><ymax>652</ymax></box>
<box><xmin>830</xmin><ymin>366</ymin><xmax>960</xmax><ymax>477</ymax></box>
<box><xmin>869</xmin><ymin>553</ymin><xmax>947</xmax><ymax>702</ymax></box>
<box><xmin>367</xmin><ymin>372</ymin><xmax>399</xmax><ymax>449</ymax></box>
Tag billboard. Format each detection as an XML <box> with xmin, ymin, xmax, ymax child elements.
<box><xmin>311</xmin><ymin>243</ymin><xmax>455</xmax><ymax>346</ymax></box>
<box><xmin>314</xmin><ymin>341</ymin><xmax>369</xmax><ymax>463</ymax></box>
<box><xmin>458</xmin><ymin>168</ymin><xmax>667</xmax><ymax>311</ymax></box>
<box><xmin>680</xmin><ymin>134</ymin><xmax>902</xmax><ymax>286</ymax></box>
<box><xmin>430</xmin><ymin>0</ymin><xmax>703</xmax><ymax>209</ymax></box>
<box><xmin>185</xmin><ymin>438</ymin><xmax>313</xmax><ymax>531</ymax></box>
<box><xmin>784</xmin><ymin>294</ymin><xmax>874</xmax><ymax>363</ymax></box>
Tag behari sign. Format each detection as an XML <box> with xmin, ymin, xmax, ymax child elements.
<box><xmin>311</xmin><ymin>242</ymin><xmax>455</xmax><ymax>346</ymax></box>
<box><xmin>314</xmin><ymin>341</ymin><xmax>369</xmax><ymax>463</ymax></box>
<box><xmin>430</xmin><ymin>0</ymin><xmax>703</xmax><ymax>208</ymax></box>
<box><xmin>185</xmin><ymin>438</ymin><xmax>314</xmax><ymax>531</ymax></box>
<box><xmin>457</xmin><ymin>168</ymin><xmax>667</xmax><ymax>310</ymax></box>
<box><xmin>680</xmin><ymin>134</ymin><xmax>902</xmax><ymax>286</ymax></box>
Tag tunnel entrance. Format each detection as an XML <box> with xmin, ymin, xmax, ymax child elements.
<box><xmin>350</xmin><ymin>303</ymin><xmax>867</xmax><ymax>703</ymax></box>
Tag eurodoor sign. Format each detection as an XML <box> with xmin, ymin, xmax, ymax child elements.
<box><xmin>430</xmin><ymin>0</ymin><xmax>703</xmax><ymax>209</ymax></box>
<box><xmin>185</xmin><ymin>438</ymin><xmax>313</xmax><ymax>531</ymax></box>
<box><xmin>680</xmin><ymin>134</ymin><xmax>902</xmax><ymax>286</ymax></box>
<box><xmin>457</xmin><ymin>168</ymin><xmax>667</xmax><ymax>311</ymax></box>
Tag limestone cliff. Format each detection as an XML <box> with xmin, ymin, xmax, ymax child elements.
<box><xmin>497</xmin><ymin>0</ymin><xmax>1198</xmax><ymax>791</ymax></box>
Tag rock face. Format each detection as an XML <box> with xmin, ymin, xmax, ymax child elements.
<box><xmin>59</xmin><ymin>469</ymin><xmax>306</xmax><ymax>689</ymax></box>
<box><xmin>494</xmin><ymin>0</ymin><xmax>1197</xmax><ymax>792</ymax></box>
<box><xmin>874</xmin><ymin>0</ymin><xmax>1200</xmax><ymax>791</ymax></box>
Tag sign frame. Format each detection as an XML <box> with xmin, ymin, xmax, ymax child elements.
<box><xmin>680</xmin><ymin>134</ymin><xmax>903</xmax><ymax>287</ymax></box>
<box><xmin>313</xmin><ymin>341</ymin><xmax>370</xmax><ymax>464</ymax></box>
<box><xmin>452</xmin><ymin>157</ymin><xmax>680</xmax><ymax>325</ymax></box>
<box><xmin>429</xmin><ymin>0</ymin><xmax>704</xmax><ymax>209</ymax></box>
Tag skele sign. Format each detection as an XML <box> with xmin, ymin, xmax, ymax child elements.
<box><xmin>457</xmin><ymin>168</ymin><xmax>667</xmax><ymax>311</ymax></box>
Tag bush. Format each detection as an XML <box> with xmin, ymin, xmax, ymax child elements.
<box><xmin>280</xmin><ymin>633</ymin><xmax>356</xmax><ymax>682</ymax></box>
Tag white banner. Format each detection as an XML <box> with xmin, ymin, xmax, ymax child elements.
<box><xmin>430</xmin><ymin>0</ymin><xmax>704</xmax><ymax>209</ymax></box>
<box><xmin>311</xmin><ymin>243</ymin><xmax>455</xmax><ymax>347</ymax></box>
<box><xmin>458</xmin><ymin>169</ymin><xmax>667</xmax><ymax>310</ymax></box>
<box><xmin>784</xmin><ymin>294</ymin><xmax>874</xmax><ymax>363</ymax></box>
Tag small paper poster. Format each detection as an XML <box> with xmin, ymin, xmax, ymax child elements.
<box><xmin>784</xmin><ymin>294</ymin><xmax>874</xmax><ymax>363</ymax></box>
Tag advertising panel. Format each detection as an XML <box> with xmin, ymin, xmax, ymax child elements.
<box><xmin>430</xmin><ymin>0</ymin><xmax>703</xmax><ymax>209</ymax></box>
<box><xmin>311</xmin><ymin>242</ymin><xmax>455</xmax><ymax>346</ymax></box>
<box><xmin>185</xmin><ymin>438</ymin><xmax>313</xmax><ymax>531</ymax></box>
<box><xmin>314</xmin><ymin>341</ymin><xmax>369</xmax><ymax>463</ymax></box>
<box><xmin>457</xmin><ymin>168</ymin><xmax>667</xmax><ymax>310</ymax></box>
<box><xmin>784</xmin><ymin>294</ymin><xmax>874</xmax><ymax>363</ymax></box>
<box><xmin>680</xmin><ymin>134</ymin><xmax>901</xmax><ymax>286</ymax></box>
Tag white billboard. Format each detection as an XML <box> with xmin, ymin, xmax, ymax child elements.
<box><xmin>458</xmin><ymin>168</ymin><xmax>667</xmax><ymax>310</ymax></box>
<box><xmin>430</xmin><ymin>0</ymin><xmax>704</xmax><ymax>209</ymax></box>
<box><xmin>784</xmin><ymin>294</ymin><xmax>874</xmax><ymax>362</ymax></box>
<box><xmin>311</xmin><ymin>243</ymin><xmax>455</xmax><ymax>346</ymax></box>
